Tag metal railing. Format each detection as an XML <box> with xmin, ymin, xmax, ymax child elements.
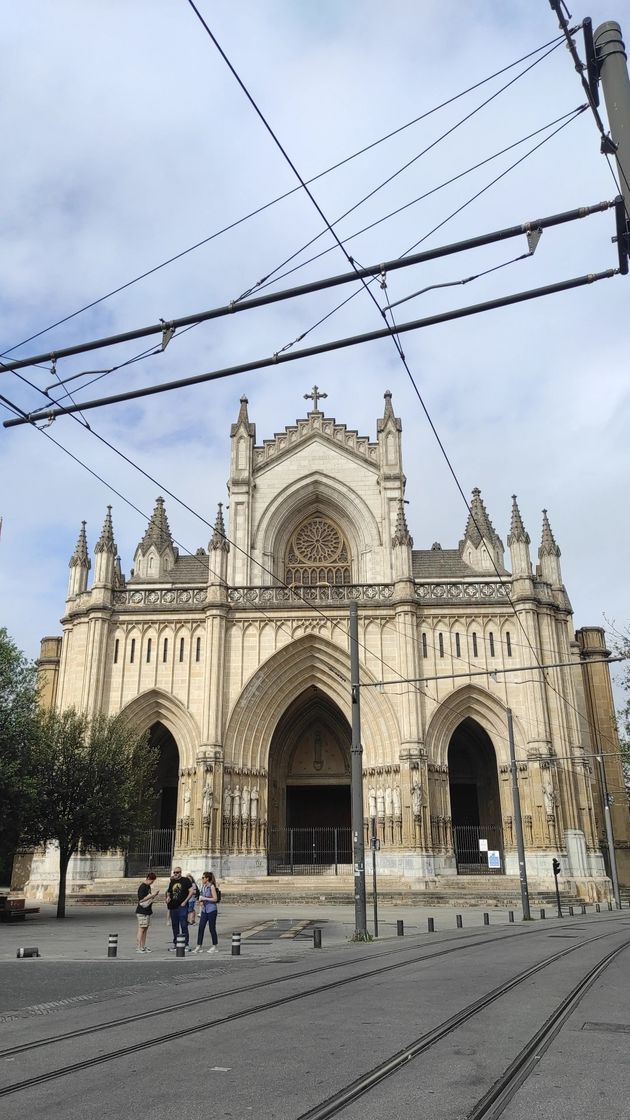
<box><xmin>126</xmin><ymin>828</ymin><xmax>175</xmax><ymax>877</ymax></box>
<box><xmin>453</xmin><ymin>824</ymin><xmax>504</xmax><ymax>875</ymax></box>
<box><xmin>267</xmin><ymin>827</ymin><xmax>352</xmax><ymax>875</ymax></box>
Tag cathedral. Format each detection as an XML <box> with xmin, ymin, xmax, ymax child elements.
<box><xmin>29</xmin><ymin>390</ymin><xmax>630</xmax><ymax>898</ymax></box>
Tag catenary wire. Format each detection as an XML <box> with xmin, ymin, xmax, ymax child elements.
<box><xmin>190</xmin><ymin>15</ymin><xmax>623</xmax><ymax>766</ymax></box>
<box><xmin>0</xmin><ymin>32</ymin><xmax>566</xmax><ymax>363</ymax></box>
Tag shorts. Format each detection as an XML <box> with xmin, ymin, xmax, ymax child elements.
<box><xmin>136</xmin><ymin>913</ymin><xmax>151</xmax><ymax>929</ymax></box>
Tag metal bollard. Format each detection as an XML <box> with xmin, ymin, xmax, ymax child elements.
<box><xmin>568</xmin><ymin>905</ymin><xmax>574</xmax><ymax>917</ymax></box>
<box><xmin>16</xmin><ymin>947</ymin><xmax>40</xmax><ymax>958</ymax></box>
<box><xmin>508</xmin><ymin>911</ymin><xmax>514</xmax><ymax>923</ymax></box>
<box><xmin>313</xmin><ymin>928</ymin><xmax>322</xmax><ymax>949</ymax></box>
<box><xmin>483</xmin><ymin>913</ymin><xmax>489</xmax><ymax>926</ymax></box>
<box><xmin>456</xmin><ymin>914</ymin><xmax>463</xmax><ymax>929</ymax></box>
<box><xmin>396</xmin><ymin>920</ymin><xmax>404</xmax><ymax>937</ymax></box>
<box><xmin>540</xmin><ymin>908</ymin><xmax>546</xmax><ymax>920</ymax></box>
<box><xmin>107</xmin><ymin>933</ymin><xmax>118</xmax><ymax>958</ymax></box>
<box><xmin>580</xmin><ymin>904</ymin><xmax>587</xmax><ymax>916</ymax></box>
<box><xmin>596</xmin><ymin>903</ymin><xmax>601</xmax><ymax>913</ymax></box>
<box><xmin>175</xmin><ymin>934</ymin><xmax>186</xmax><ymax>958</ymax></box>
<box><xmin>427</xmin><ymin>917</ymin><xmax>435</xmax><ymax>933</ymax></box>
<box><xmin>231</xmin><ymin>931</ymin><xmax>241</xmax><ymax>956</ymax></box>
<box><xmin>608</xmin><ymin>901</ymin><xmax>613</xmax><ymax>911</ymax></box>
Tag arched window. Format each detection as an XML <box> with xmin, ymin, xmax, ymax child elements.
<box><xmin>285</xmin><ymin>515</ymin><xmax>351</xmax><ymax>587</ymax></box>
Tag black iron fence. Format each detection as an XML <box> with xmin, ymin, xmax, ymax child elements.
<box><xmin>453</xmin><ymin>825</ymin><xmax>504</xmax><ymax>874</ymax></box>
<box><xmin>126</xmin><ymin>828</ymin><xmax>175</xmax><ymax>877</ymax></box>
<box><xmin>267</xmin><ymin>827</ymin><xmax>352</xmax><ymax>875</ymax></box>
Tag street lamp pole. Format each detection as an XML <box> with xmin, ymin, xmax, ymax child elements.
<box><xmin>507</xmin><ymin>707</ymin><xmax>531</xmax><ymax>920</ymax></box>
<box><xmin>349</xmin><ymin>602</ymin><xmax>367</xmax><ymax>937</ymax></box>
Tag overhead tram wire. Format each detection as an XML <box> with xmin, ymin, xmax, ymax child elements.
<box><xmin>186</xmin><ymin>9</ymin><xmax>624</xmax><ymax>766</ymax></box>
<box><xmin>0</xmin><ymin>31</ymin><xmax>567</xmax><ymax>364</ymax></box>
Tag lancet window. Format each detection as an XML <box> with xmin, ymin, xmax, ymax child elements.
<box><xmin>285</xmin><ymin>515</ymin><xmax>351</xmax><ymax>587</ymax></box>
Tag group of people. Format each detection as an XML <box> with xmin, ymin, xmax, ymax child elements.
<box><xmin>135</xmin><ymin>866</ymin><xmax>220</xmax><ymax>954</ymax></box>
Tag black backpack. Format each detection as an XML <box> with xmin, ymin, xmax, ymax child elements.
<box><xmin>215</xmin><ymin>886</ymin><xmax>222</xmax><ymax>903</ymax></box>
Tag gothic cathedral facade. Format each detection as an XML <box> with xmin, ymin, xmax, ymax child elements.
<box><xmin>32</xmin><ymin>391</ymin><xmax>630</xmax><ymax>896</ymax></box>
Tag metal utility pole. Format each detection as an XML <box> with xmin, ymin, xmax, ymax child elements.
<box><xmin>595</xmin><ymin>753</ymin><xmax>622</xmax><ymax>909</ymax></box>
<box><xmin>594</xmin><ymin>21</ymin><xmax>630</xmax><ymax>227</ymax></box>
<box><xmin>349</xmin><ymin>602</ymin><xmax>367</xmax><ymax>937</ymax></box>
<box><xmin>370</xmin><ymin>817</ymin><xmax>379</xmax><ymax>938</ymax></box>
<box><xmin>507</xmin><ymin>708</ymin><xmax>531</xmax><ymax>920</ymax></box>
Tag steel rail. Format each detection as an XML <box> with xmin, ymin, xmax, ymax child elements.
<box><xmin>0</xmin><ymin>924</ymin><xmax>624</xmax><ymax>1099</ymax></box>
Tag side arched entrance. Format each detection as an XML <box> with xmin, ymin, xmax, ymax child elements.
<box><xmin>448</xmin><ymin>717</ymin><xmax>504</xmax><ymax>874</ymax></box>
<box><xmin>268</xmin><ymin>687</ymin><xmax>352</xmax><ymax>873</ymax></box>
<box><xmin>126</xmin><ymin>720</ymin><xmax>181</xmax><ymax>876</ymax></box>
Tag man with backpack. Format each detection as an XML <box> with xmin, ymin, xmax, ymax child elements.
<box><xmin>165</xmin><ymin>866</ymin><xmax>195</xmax><ymax>952</ymax></box>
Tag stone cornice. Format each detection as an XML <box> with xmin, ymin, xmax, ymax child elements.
<box><xmin>253</xmin><ymin>412</ymin><xmax>377</xmax><ymax>472</ymax></box>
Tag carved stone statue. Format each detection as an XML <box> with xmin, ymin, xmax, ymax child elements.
<box><xmin>368</xmin><ymin>786</ymin><xmax>377</xmax><ymax>819</ymax></box>
<box><xmin>202</xmin><ymin>780</ymin><xmax>213</xmax><ymax>819</ymax></box>
<box><xmin>385</xmin><ymin>786</ymin><xmax>393</xmax><ymax>818</ymax></box>
<box><xmin>182</xmin><ymin>785</ymin><xmax>192</xmax><ymax>821</ymax></box>
<box><xmin>250</xmin><ymin>787</ymin><xmax>259</xmax><ymax>821</ymax></box>
<box><xmin>542</xmin><ymin>775</ymin><xmax>556</xmax><ymax>816</ymax></box>
<box><xmin>393</xmin><ymin>785</ymin><xmax>402</xmax><ymax>818</ymax></box>
<box><xmin>376</xmin><ymin>786</ymin><xmax>385</xmax><ymax>819</ymax></box>
<box><xmin>232</xmin><ymin>784</ymin><xmax>242</xmax><ymax>821</ymax></box>
<box><xmin>411</xmin><ymin>780</ymin><xmax>422</xmax><ymax>818</ymax></box>
<box><xmin>241</xmin><ymin>785</ymin><xmax>250</xmax><ymax>821</ymax></box>
<box><xmin>223</xmin><ymin>784</ymin><xmax>232</xmax><ymax>818</ymax></box>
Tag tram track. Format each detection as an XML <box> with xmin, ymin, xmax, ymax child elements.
<box><xmin>295</xmin><ymin>932</ymin><xmax>630</xmax><ymax>1120</ymax></box>
<box><xmin>0</xmin><ymin>921</ymin><xmax>546</xmax><ymax>1062</ymax></box>
<box><xmin>0</xmin><ymin>922</ymin><xmax>626</xmax><ymax>1100</ymax></box>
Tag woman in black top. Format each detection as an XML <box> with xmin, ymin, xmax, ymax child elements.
<box><xmin>136</xmin><ymin>872</ymin><xmax>159</xmax><ymax>953</ymax></box>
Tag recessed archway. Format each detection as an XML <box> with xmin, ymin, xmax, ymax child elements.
<box><xmin>148</xmin><ymin>721</ymin><xmax>179</xmax><ymax>830</ymax></box>
<box><xmin>447</xmin><ymin>717</ymin><xmax>503</xmax><ymax>873</ymax></box>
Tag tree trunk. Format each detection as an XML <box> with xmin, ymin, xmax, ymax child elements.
<box><xmin>56</xmin><ymin>847</ymin><xmax>72</xmax><ymax>919</ymax></box>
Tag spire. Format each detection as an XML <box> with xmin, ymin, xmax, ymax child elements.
<box><xmin>539</xmin><ymin>509</ymin><xmax>561</xmax><ymax>558</ymax></box>
<box><xmin>462</xmin><ymin>487</ymin><xmax>501</xmax><ymax>549</ymax></box>
<box><xmin>392</xmin><ymin>500</ymin><xmax>413</xmax><ymax>548</ymax></box>
<box><xmin>69</xmin><ymin>521</ymin><xmax>90</xmax><ymax>569</ymax></box>
<box><xmin>230</xmin><ymin>394</ymin><xmax>255</xmax><ymax>437</ymax></box>
<box><xmin>383</xmin><ymin>389</ymin><xmax>395</xmax><ymax>421</ymax></box>
<box><xmin>138</xmin><ymin>497</ymin><xmax>174</xmax><ymax>555</ymax></box>
<box><xmin>94</xmin><ymin>505</ymin><xmax>116</xmax><ymax>555</ymax></box>
<box><xmin>211</xmin><ymin>502</ymin><xmax>229</xmax><ymax>552</ymax></box>
<box><xmin>507</xmin><ymin>495</ymin><xmax>530</xmax><ymax>546</ymax></box>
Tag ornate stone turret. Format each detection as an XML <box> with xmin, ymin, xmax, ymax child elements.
<box><xmin>67</xmin><ymin>521</ymin><xmax>90</xmax><ymax>598</ymax></box>
<box><xmin>507</xmin><ymin>495</ymin><xmax>532</xmax><ymax>580</ymax></box>
<box><xmin>537</xmin><ymin>508</ymin><xmax>562</xmax><ymax>587</ymax></box>
<box><xmin>209</xmin><ymin>501</ymin><xmax>230</xmax><ymax>587</ymax></box>
<box><xmin>133</xmin><ymin>496</ymin><xmax>177</xmax><ymax>580</ymax></box>
<box><xmin>459</xmin><ymin>488</ymin><xmax>505</xmax><ymax>572</ymax></box>
<box><xmin>93</xmin><ymin>506</ymin><xmax>117</xmax><ymax>586</ymax></box>
<box><xmin>377</xmin><ymin>390</ymin><xmax>406</xmax><ymax>580</ymax></box>
<box><xmin>229</xmin><ymin>397</ymin><xmax>255</xmax><ymax>586</ymax></box>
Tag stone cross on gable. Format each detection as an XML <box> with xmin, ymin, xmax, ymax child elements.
<box><xmin>304</xmin><ymin>385</ymin><xmax>327</xmax><ymax>412</ymax></box>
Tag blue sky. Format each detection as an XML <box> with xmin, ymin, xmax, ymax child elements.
<box><xmin>1</xmin><ymin>1</ymin><xmax>629</xmax><ymax>697</ymax></box>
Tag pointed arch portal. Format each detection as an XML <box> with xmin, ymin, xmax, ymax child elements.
<box><xmin>448</xmin><ymin>717</ymin><xmax>504</xmax><ymax>874</ymax></box>
<box><xmin>267</xmin><ymin>687</ymin><xmax>352</xmax><ymax>873</ymax></box>
<box><xmin>126</xmin><ymin>720</ymin><xmax>180</xmax><ymax>876</ymax></box>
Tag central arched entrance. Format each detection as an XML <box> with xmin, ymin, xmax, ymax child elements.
<box><xmin>448</xmin><ymin>717</ymin><xmax>504</xmax><ymax>874</ymax></box>
<box><xmin>268</xmin><ymin>687</ymin><xmax>352</xmax><ymax>873</ymax></box>
<box><xmin>126</xmin><ymin>720</ymin><xmax>179</xmax><ymax>875</ymax></box>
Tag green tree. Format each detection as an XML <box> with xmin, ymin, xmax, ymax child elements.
<box><xmin>0</xmin><ymin>628</ymin><xmax>39</xmax><ymax>884</ymax></box>
<box><xmin>23</xmin><ymin>708</ymin><xmax>156</xmax><ymax>918</ymax></box>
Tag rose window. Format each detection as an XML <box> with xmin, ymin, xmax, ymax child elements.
<box><xmin>286</xmin><ymin>516</ymin><xmax>351</xmax><ymax>586</ymax></box>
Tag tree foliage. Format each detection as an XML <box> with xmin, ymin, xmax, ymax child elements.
<box><xmin>0</xmin><ymin>628</ymin><xmax>39</xmax><ymax>882</ymax></box>
<box><xmin>23</xmin><ymin>708</ymin><xmax>157</xmax><ymax>918</ymax></box>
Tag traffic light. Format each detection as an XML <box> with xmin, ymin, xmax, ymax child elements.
<box><xmin>552</xmin><ymin>858</ymin><xmax>560</xmax><ymax>877</ymax></box>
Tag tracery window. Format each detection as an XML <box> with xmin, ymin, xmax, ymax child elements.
<box><xmin>285</xmin><ymin>515</ymin><xmax>351</xmax><ymax>587</ymax></box>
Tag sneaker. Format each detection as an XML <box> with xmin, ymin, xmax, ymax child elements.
<box><xmin>192</xmin><ymin>946</ymin><xmax>203</xmax><ymax>954</ymax></box>
<box><xmin>185</xmin><ymin>946</ymin><xmax>192</xmax><ymax>953</ymax></box>
<box><xmin>207</xmin><ymin>946</ymin><xmax>218</xmax><ymax>954</ymax></box>
<box><xmin>168</xmin><ymin>947</ymin><xmax>176</xmax><ymax>952</ymax></box>
<box><xmin>144</xmin><ymin>947</ymin><xmax>152</xmax><ymax>953</ymax></box>
<box><xmin>135</xmin><ymin>947</ymin><xmax>145</xmax><ymax>953</ymax></box>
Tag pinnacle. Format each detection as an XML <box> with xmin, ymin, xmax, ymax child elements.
<box><xmin>138</xmin><ymin>496</ymin><xmax>174</xmax><ymax>555</ymax></box>
<box><xmin>94</xmin><ymin>505</ymin><xmax>117</xmax><ymax>555</ymax></box>
<box><xmin>383</xmin><ymin>389</ymin><xmax>394</xmax><ymax>419</ymax></box>
<box><xmin>69</xmin><ymin>521</ymin><xmax>90</xmax><ymax>569</ymax></box>
<box><xmin>392</xmin><ymin>500</ymin><xmax>413</xmax><ymax>548</ymax></box>
<box><xmin>539</xmin><ymin>509</ymin><xmax>561</xmax><ymax>558</ymax></box>
<box><xmin>507</xmin><ymin>495</ymin><xmax>530</xmax><ymax>547</ymax></box>
<box><xmin>211</xmin><ymin>501</ymin><xmax>229</xmax><ymax>552</ymax></box>
<box><xmin>462</xmin><ymin>488</ymin><xmax>501</xmax><ymax>550</ymax></box>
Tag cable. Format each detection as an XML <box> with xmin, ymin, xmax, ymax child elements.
<box><xmin>0</xmin><ymin>31</ymin><xmax>566</xmax><ymax>363</ymax></box>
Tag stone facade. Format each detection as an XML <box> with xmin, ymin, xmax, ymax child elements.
<box><xmin>25</xmin><ymin>392</ymin><xmax>630</xmax><ymax>897</ymax></box>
